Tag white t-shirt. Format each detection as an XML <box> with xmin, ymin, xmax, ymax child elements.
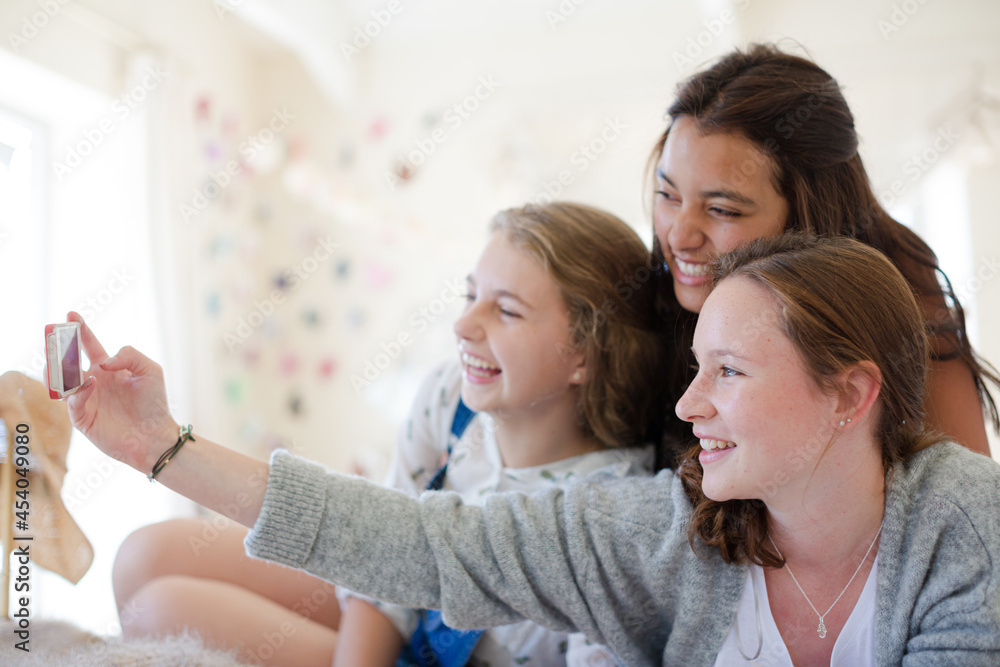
<box><xmin>714</xmin><ymin>555</ymin><xmax>879</xmax><ymax>666</ymax></box>
<box><xmin>344</xmin><ymin>358</ymin><xmax>651</xmax><ymax>666</ymax></box>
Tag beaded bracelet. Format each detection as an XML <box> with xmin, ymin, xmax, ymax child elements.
<box><xmin>148</xmin><ymin>424</ymin><xmax>195</xmax><ymax>482</ymax></box>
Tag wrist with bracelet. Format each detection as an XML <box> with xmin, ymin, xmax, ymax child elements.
<box><xmin>148</xmin><ymin>424</ymin><xmax>195</xmax><ymax>482</ymax></box>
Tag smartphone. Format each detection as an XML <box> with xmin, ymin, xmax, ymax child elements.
<box><xmin>45</xmin><ymin>322</ymin><xmax>85</xmax><ymax>399</ymax></box>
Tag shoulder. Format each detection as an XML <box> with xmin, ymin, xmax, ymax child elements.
<box><xmin>878</xmin><ymin>443</ymin><xmax>1000</xmax><ymax>658</ymax></box>
<box><xmin>893</xmin><ymin>442</ymin><xmax>1000</xmax><ymax>503</ymax></box>
<box><xmin>887</xmin><ymin>442</ymin><xmax>1000</xmax><ymax>551</ymax></box>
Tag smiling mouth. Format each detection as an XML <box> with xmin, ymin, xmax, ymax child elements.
<box><xmin>461</xmin><ymin>351</ymin><xmax>501</xmax><ymax>379</ymax></box>
<box><xmin>674</xmin><ymin>257</ymin><xmax>712</xmax><ymax>278</ymax></box>
<box><xmin>699</xmin><ymin>438</ymin><xmax>736</xmax><ymax>450</ymax></box>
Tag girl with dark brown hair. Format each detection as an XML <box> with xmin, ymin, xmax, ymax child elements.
<box><xmin>649</xmin><ymin>43</ymin><xmax>998</xmax><ymax>462</ymax></box>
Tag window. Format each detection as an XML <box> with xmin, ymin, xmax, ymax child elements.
<box><xmin>0</xmin><ymin>49</ymin><xmax>187</xmax><ymax>637</ymax></box>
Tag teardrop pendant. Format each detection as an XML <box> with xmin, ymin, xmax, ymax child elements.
<box><xmin>817</xmin><ymin>618</ymin><xmax>828</xmax><ymax>639</ymax></box>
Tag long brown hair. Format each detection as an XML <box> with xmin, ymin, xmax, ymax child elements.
<box><xmin>490</xmin><ymin>202</ymin><xmax>669</xmax><ymax>450</ymax></box>
<box><xmin>678</xmin><ymin>234</ymin><xmax>945</xmax><ymax>566</ymax></box>
<box><xmin>649</xmin><ymin>44</ymin><xmax>999</xmax><ymax>464</ymax></box>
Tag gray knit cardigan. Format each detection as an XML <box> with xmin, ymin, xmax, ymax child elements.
<box><xmin>245</xmin><ymin>442</ymin><xmax>1000</xmax><ymax>666</ymax></box>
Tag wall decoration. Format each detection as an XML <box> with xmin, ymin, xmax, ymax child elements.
<box><xmin>302</xmin><ymin>307</ymin><xmax>321</xmax><ymax>327</ymax></box>
<box><xmin>224</xmin><ymin>378</ymin><xmax>244</xmax><ymax>404</ymax></box>
<box><xmin>205</xmin><ymin>292</ymin><xmax>220</xmax><ymax>318</ymax></box>
<box><xmin>241</xmin><ymin>349</ymin><xmax>260</xmax><ymax>370</ymax></box>
<box><xmin>205</xmin><ymin>142</ymin><xmax>223</xmax><ymax>161</ymax></box>
<box><xmin>392</xmin><ymin>160</ymin><xmax>415</xmax><ymax>183</ymax></box>
<box><xmin>288</xmin><ymin>392</ymin><xmax>303</xmax><ymax>416</ymax></box>
<box><xmin>318</xmin><ymin>357</ymin><xmax>337</xmax><ymax>379</ymax></box>
<box><xmin>195</xmin><ymin>96</ymin><xmax>211</xmax><ymax>121</ymax></box>
<box><xmin>346</xmin><ymin>307</ymin><xmax>365</xmax><ymax>331</ymax></box>
<box><xmin>273</xmin><ymin>272</ymin><xmax>291</xmax><ymax>291</ymax></box>
<box><xmin>368</xmin><ymin>116</ymin><xmax>389</xmax><ymax>141</ymax></box>
<box><xmin>365</xmin><ymin>260</ymin><xmax>393</xmax><ymax>289</ymax></box>
<box><xmin>208</xmin><ymin>235</ymin><xmax>233</xmax><ymax>257</ymax></box>
<box><xmin>280</xmin><ymin>352</ymin><xmax>299</xmax><ymax>377</ymax></box>
<box><xmin>335</xmin><ymin>259</ymin><xmax>350</xmax><ymax>280</ymax></box>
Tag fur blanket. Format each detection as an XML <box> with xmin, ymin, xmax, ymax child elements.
<box><xmin>0</xmin><ymin>619</ymin><xmax>252</xmax><ymax>666</ymax></box>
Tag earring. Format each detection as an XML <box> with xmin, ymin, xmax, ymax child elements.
<box><xmin>840</xmin><ymin>417</ymin><xmax>852</xmax><ymax>427</ymax></box>
<box><xmin>839</xmin><ymin>420</ymin><xmax>845</xmax><ymax>427</ymax></box>
<box><xmin>572</xmin><ymin>370</ymin><xmax>582</xmax><ymax>382</ymax></box>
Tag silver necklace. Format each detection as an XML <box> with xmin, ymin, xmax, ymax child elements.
<box><xmin>767</xmin><ymin>522</ymin><xmax>883</xmax><ymax>639</ymax></box>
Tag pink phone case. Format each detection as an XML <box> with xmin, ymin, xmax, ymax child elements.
<box><xmin>45</xmin><ymin>322</ymin><xmax>84</xmax><ymax>399</ymax></box>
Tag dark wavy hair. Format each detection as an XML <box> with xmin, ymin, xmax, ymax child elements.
<box><xmin>678</xmin><ymin>234</ymin><xmax>945</xmax><ymax>566</ymax></box>
<box><xmin>649</xmin><ymin>44</ymin><xmax>999</xmax><ymax>466</ymax></box>
<box><xmin>490</xmin><ymin>202</ymin><xmax>669</xmax><ymax>450</ymax></box>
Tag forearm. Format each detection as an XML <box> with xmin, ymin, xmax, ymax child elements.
<box><xmin>333</xmin><ymin>598</ymin><xmax>405</xmax><ymax>667</ymax></box>
<box><xmin>140</xmin><ymin>430</ymin><xmax>269</xmax><ymax>528</ymax></box>
<box><xmin>244</xmin><ymin>450</ymin><xmax>596</xmax><ymax>632</ymax></box>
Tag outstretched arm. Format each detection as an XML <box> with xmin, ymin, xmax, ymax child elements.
<box><xmin>65</xmin><ymin>313</ymin><xmax>678</xmax><ymax>666</ymax></box>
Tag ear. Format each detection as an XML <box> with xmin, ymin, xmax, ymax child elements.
<box><xmin>556</xmin><ymin>341</ymin><xmax>587</xmax><ymax>385</ymax></box>
<box><xmin>835</xmin><ymin>360</ymin><xmax>882</xmax><ymax>426</ymax></box>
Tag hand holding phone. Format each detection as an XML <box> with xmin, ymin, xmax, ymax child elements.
<box><xmin>45</xmin><ymin>322</ymin><xmax>85</xmax><ymax>399</ymax></box>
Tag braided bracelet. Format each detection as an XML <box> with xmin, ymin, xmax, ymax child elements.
<box><xmin>148</xmin><ymin>424</ymin><xmax>195</xmax><ymax>482</ymax></box>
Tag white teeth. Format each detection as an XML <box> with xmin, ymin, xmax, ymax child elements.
<box><xmin>699</xmin><ymin>438</ymin><xmax>736</xmax><ymax>451</ymax></box>
<box><xmin>461</xmin><ymin>352</ymin><xmax>500</xmax><ymax>371</ymax></box>
<box><xmin>675</xmin><ymin>258</ymin><xmax>712</xmax><ymax>277</ymax></box>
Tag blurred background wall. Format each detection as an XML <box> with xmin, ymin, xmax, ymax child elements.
<box><xmin>0</xmin><ymin>0</ymin><xmax>998</xmax><ymax>635</ymax></box>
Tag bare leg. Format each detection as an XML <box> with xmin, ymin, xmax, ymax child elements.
<box><xmin>113</xmin><ymin>518</ymin><xmax>341</xmax><ymax>633</ymax></box>
<box><xmin>126</xmin><ymin>574</ymin><xmax>337</xmax><ymax>666</ymax></box>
